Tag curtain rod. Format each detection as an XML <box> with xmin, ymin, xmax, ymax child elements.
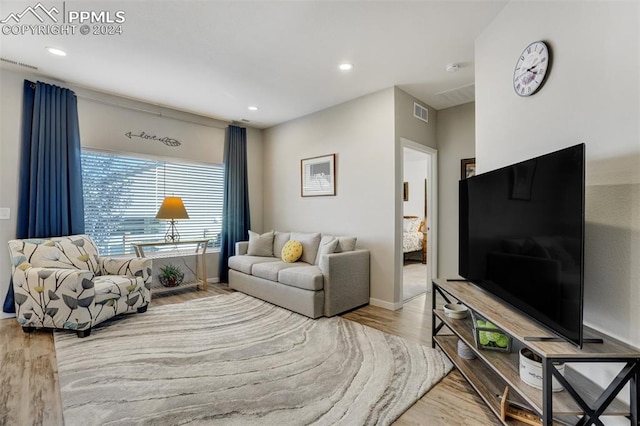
<box><xmin>75</xmin><ymin>94</ymin><xmax>231</xmax><ymax>130</ymax></box>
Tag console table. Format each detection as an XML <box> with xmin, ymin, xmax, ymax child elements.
<box><xmin>133</xmin><ymin>239</ymin><xmax>210</xmax><ymax>295</ymax></box>
<box><xmin>432</xmin><ymin>278</ymin><xmax>640</xmax><ymax>426</ymax></box>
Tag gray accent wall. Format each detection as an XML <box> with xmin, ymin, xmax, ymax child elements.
<box><xmin>436</xmin><ymin>102</ymin><xmax>475</xmax><ymax>279</ymax></box>
<box><xmin>264</xmin><ymin>87</ymin><xmax>437</xmax><ymax>309</ymax></box>
<box><xmin>263</xmin><ymin>88</ymin><xmax>398</xmax><ymax>307</ymax></box>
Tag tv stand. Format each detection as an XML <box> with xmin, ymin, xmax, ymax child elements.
<box><xmin>524</xmin><ymin>336</ymin><xmax>604</xmax><ymax>344</ymax></box>
<box><xmin>432</xmin><ymin>278</ymin><xmax>640</xmax><ymax>426</ymax></box>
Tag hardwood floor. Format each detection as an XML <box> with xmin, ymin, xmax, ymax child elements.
<box><xmin>0</xmin><ymin>285</ymin><xmax>498</xmax><ymax>425</ymax></box>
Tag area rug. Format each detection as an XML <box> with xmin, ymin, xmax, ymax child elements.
<box><xmin>54</xmin><ymin>292</ymin><xmax>452</xmax><ymax>425</ymax></box>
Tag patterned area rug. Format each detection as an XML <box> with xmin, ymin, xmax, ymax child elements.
<box><xmin>55</xmin><ymin>292</ymin><xmax>451</xmax><ymax>426</ymax></box>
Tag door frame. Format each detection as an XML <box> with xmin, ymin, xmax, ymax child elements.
<box><xmin>400</xmin><ymin>138</ymin><xmax>438</xmax><ymax>296</ymax></box>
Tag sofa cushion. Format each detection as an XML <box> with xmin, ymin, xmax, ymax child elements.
<box><xmin>291</xmin><ymin>232</ymin><xmax>321</xmax><ymax>264</ymax></box>
<box><xmin>278</xmin><ymin>265</ymin><xmax>324</xmax><ymax>291</ymax></box>
<box><xmin>281</xmin><ymin>240</ymin><xmax>303</xmax><ymax>263</ymax></box>
<box><xmin>247</xmin><ymin>230</ymin><xmax>274</xmax><ymax>256</ymax></box>
<box><xmin>252</xmin><ymin>261</ymin><xmax>305</xmax><ymax>282</ymax></box>
<box><xmin>273</xmin><ymin>231</ymin><xmax>291</xmax><ymax>258</ymax></box>
<box><xmin>228</xmin><ymin>255</ymin><xmax>280</xmax><ymax>275</ymax></box>
<box><xmin>315</xmin><ymin>236</ymin><xmax>339</xmax><ymax>264</ymax></box>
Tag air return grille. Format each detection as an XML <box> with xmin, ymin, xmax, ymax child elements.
<box><xmin>413</xmin><ymin>102</ymin><xmax>428</xmax><ymax>123</ymax></box>
<box><xmin>1</xmin><ymin>57</ymin><xmax>38</xmax><ymax>71</ymax></box>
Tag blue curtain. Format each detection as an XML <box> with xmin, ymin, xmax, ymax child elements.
<box><xmin>3</xmin><ymin>80</ymin><xmax>85</xmax><ymax>313</ymax></box>
<box><xmin>218</xmin><ymin>125</ymin><xmax>251</xmax><ymax>283</ymax></box>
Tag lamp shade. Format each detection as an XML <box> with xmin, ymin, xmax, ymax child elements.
<box><xmin>155</xmin><ymin>197</ymin><xmax>189</xmax><ymax>220</ymax></box>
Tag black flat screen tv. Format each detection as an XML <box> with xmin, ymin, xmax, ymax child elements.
<box><xmin>459</xmin><ymin>144</ymin><xmax>585</xmax><ymax>348</ymax></box>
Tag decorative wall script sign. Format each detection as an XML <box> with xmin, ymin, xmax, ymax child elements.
<box><xmin>125</xmin><ymin>131</ymin><xmax>181</xmax><ymax>147</ymax></box>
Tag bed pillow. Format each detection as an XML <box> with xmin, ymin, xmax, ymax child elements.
<box><xmin>403</xmin><ymin>217</ymin><xmax>421</xmax><ymax>233</ymax></box>
<box><xmin>247</xmin><ymin>230</ymin><xmax>274</xmax><ymax>257</ymax></box>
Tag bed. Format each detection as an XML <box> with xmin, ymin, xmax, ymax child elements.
<box><xmin>403</xmin><ymin>215</ymin><xmax>426</xmax><ymax>264</ymax></box>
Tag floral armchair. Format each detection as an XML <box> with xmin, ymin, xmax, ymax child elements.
<box><xmin>8</xmin><ymin>234</ymin><xmax>152</xmax><ymax>337</ymax></box>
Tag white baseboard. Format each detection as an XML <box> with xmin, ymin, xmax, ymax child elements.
<box><xmin>369</xmin><ymin>298</ymin><xmax>403</xmax><ymax>311</ymax></box>
<box><xmin>207</xmin><ymin>277</ymin><xmax>220</xmax><ymax>284</ymax></box>
<box><xmin>0</xmin><ymin>312</ymin><xmax>16</xmax><ymax>319</ymax></box>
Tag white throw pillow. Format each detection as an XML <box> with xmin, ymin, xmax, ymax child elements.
<box><xmin>315</xmin><ymin>236</ymin><xmax>339</xmax><ymax>264</ymax></box>
<box><xmin>273</xmin><ymin>231</ymin><xmax>291</xmax><ymax>258</ymax></box>
<box><xmin>335</xmin><ymin>236</ymin><xmax>357</xmax><ymax>253</ymax></box>
<box><xmin>290</xmin><ymin>232</ymin><xmax>321</xmax><ymax>264</ymax></box>
<box><xmin>247</xmin><ymin>230</ymin><xmax>274</xmax><ymax>257</ymax></box>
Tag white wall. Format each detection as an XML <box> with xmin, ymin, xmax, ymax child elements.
<box><xmin>263</xmin><ymin>88</ymin><xmax>397</xmax><ymax>306</ymax></box>
<box><xmin>476</xmin><ymin>1</ymin><xmax>639</xmax><ymax>419</ymax></box>
<box><xmin>436</xmin><ymin>102</ymin><xmax>475</xmax><ymax>278</ymax></box>
<box><xmin>0</xmin><ymin>67</ymin><xmax>264</xmax><ymax>311</ymax></box>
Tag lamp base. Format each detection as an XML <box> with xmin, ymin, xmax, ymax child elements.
<box><xmin>164</xmin><ymin>220</ymin><xmax>180</xmax><ymax>242</ymax></box>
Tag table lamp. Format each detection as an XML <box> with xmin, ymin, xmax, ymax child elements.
<box><xmin>155</xmin><ymin>197</ymin><xmax>189</xmax><ymax>242</ymax></box>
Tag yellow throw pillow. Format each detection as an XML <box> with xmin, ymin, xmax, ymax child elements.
<box><xmin>281</xmin><ymin>240</ymin><xmax>303</xmax><ymax>263</ymax></box>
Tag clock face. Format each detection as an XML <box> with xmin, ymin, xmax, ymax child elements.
<box><xmin>513</xmin><ymin>41</ymin><xmax>550</xmax><ymax>97</ymax></box>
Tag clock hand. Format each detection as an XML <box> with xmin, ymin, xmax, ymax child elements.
<box><xmin>515</xmin><ymin>61</ymin><xmax>540</xmax><ymax>78</ymax></box>
<box><xmin>515</xmin><ymin>67</ymin><xmax>538</xmax><ymax>81</ymax></box>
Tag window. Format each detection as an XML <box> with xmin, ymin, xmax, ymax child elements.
<box><xmin>81</xmin><ymin>150</ymin><xmax>224</xmax><ymax>256</ymax></box>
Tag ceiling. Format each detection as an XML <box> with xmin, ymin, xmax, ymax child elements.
<box><xmin>0</xmin><ymin>1</ymin><xmax>508</xmax><ymax>128</ymax></box>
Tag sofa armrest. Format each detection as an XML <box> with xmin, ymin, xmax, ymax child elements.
<box><xmin>99</xmin><ymin>257</ymin><xmax>153</xmax><ymax>286</ymax></box>
<box><xmin>12</xmin><ymin>266</ymin><xmax>96</xmax><ymax>330</ymax></box>
<box><xmin>319</xmin><ymin>249</ymin><xmax>370</xmax><ymax>316</ymax></box>
<box><xmin>235</xmin><ymin>241</ymin><xmax>249</xmax><ymax>256</ymax></box>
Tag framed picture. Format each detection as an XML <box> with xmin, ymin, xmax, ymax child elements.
<box><xmin>461</xmin><ymin>158</ymin><xmax>476</xmax><ymax>180</ymax></box>
<box><xmin>403</xmin><ymin>182</ymin><xmax>409</xmax><ymax>201</ymax></box>
<box><xmin>301</xmin><ymin>154</ymin><xmax>336</xmax><ymax>197</ymax></box>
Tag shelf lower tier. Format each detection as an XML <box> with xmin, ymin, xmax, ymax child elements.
<box><xmin>434</xmin><ymin>309</ymin><xmax>630</xmax><ymax>417</ymax></box>
<box><xmin>436</xmin><ymin>335</ymin><xmax>532</xmax><ymax>426</ymax></box>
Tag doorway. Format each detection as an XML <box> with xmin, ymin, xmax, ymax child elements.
<box><xmin>401</xmin><ymin>140</ymin><xmax>437</xmax><ymax>303</ymax></box>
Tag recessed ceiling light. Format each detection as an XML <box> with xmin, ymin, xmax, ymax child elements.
<box><xmin>46</xmin><ymin>47</ymin><xmax>67</xmax><ymax>57</ymax></box>
<box><xmin>338</xmin><ymin>63</ymin><xmax>353</xmax><ymax>71</ymax></box>
<box><xmin>248</xmin><ymin>106</ymin><xmax>259</xmax><ymax>111</ymax></box>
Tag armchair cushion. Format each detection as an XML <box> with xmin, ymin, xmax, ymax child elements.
<box><xmin>94</xmin><ymin>275</ymin><xmax>145</xmax><ymax>305</ymax></box>
<box><xmin>99</xmin><ymin>257</ymin><xmax>152</xmax><ymax>287</ymax></box>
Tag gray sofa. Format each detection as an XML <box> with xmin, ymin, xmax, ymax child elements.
<box><xmin>228</xmin><ymin>231</ymin><xmax>370</xmax><ymax>318</ymax></box>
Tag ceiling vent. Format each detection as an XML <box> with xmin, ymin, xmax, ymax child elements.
<box><xmin>0</xmin><ymin>57</ymin><xmax>38</xmax><ymax>71</ymax></box>
<box><xmin>413</xmin><ymin>102</ymin><xmax>428</xmax><ymax>123</ymax></box>
<box><xmin>435</xmin><ymin>83</ymin><xmax>475</xmax><ymax>106</ymax></box>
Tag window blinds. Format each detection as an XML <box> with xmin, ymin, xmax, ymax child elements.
<box><xmin>81</xmin><ymin>150</ymin><xmax>224</xmax><ymax>255</ymax></box>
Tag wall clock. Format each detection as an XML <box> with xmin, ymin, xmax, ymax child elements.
<box><xmin>513</xmin><ymin>40</ymin><xmax>550</xmax><ymax>97</ymax></box>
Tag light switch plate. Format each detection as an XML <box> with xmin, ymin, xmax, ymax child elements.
<box><xmin>0</xmin><ymin>208</ymin><xmax>10</xmax><ymax>220</ymax></box>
